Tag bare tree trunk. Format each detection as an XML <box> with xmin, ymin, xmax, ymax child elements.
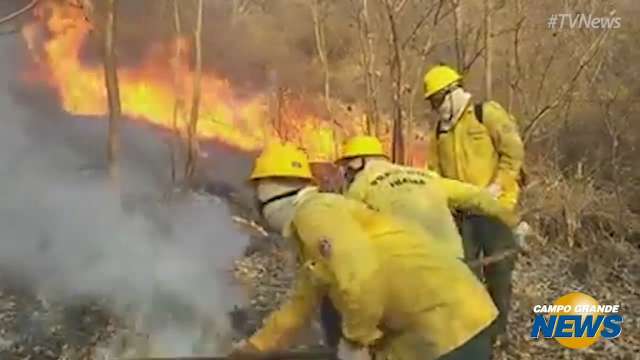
<box><xmin>483</xmin><ymin>0</ymin><xmax>492</xmax><ymax>99</ymax></box>
<box><xmin>509</xmin><ymin>0</ymin><xmax>524</xmax><ymax>113</ymax></box>
<box><xmin>354</xmin><ymin>0</ymin><xmax>380</xmax><ymax>135</ymax></box>
<box><xmin>267</xmin><ymin>69</ymin><xmax>287</xmax><ymax>141</ymax></box>
<box><xmin>277</xmin><ymin>87</ymin><xmax>287</xmax><ymax>140</ymax></box>
<box><xmin>452</xmin><ymin>0</ymin><xmax>464</xmax><ymax>71</ymax></box>
<box><xmin>383</xmin><ymin>0</ymin><xmax>404</xmax><ymax>164</ymax></box>
<box><xmin>268</xmin><ymin>70</ymin><xmax>277</xmax><ymax>139</ymax></box>
<box><xmin>311</xmin><ymin>0</ymin><xmax>331</xmax><ymax>117</ymax></box>
<box><xmin>103</xmin><ymin>0</ymin><xmax>121</xmax><ymax>182</ymax></box>
<box><xmin>170</xmin><ymin>0</ymin><xmax>184</xmax><ymax>185</ymax></box>
<box><xmin>407</xmin><ymin>66</ymin><xmax>423</xmax><ymax>166</ymax></box>
<box><xmin>184</xmin><ymin>0</ymin><xmax>203</xmax><ymax>186</ymax></box>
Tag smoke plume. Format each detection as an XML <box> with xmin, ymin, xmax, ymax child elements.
<box><xmin>0</xmin><ymin>32</ymin><xmax>249</xmax><ymax>356</ymax></box>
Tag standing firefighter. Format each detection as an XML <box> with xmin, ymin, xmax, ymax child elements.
<box><xmin>423</xmin><ymin>65</ymin><xmax>525</xmax><ymax>341</ymax></box>
<box><xmin>230</xmin><ymin>142</ymin><xmax>500</xmax><ymax>360</ymax></box>
<box><xmin>336</xmin><ymin>135</ymin><xmax>520</xmax><ymax>260</ymax></box>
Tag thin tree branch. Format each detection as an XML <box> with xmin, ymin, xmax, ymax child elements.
<box><xmin>0</xmin><ymin>0</ymin><xmax>39</xmax><ymax>25</ymax></box>
<box><xmin>462</xmin><ymin>45</ymin><xmax>484</xmax><ymax>74</ymax></box>
<box><xmin>393</xmin><ymin>0</ymin><xmax>409</xmax><ymax>13</ymax></box>
<box><xmin>401</xmin><ymin>2</ymin><xmax>437</xmax><ymax>50</ymax></box>
<box><xmin>533</xmin><ymin>51</ymin><xmax>557</xmax><ymax>106</ymax></box>
<box><xmin>0</xmin><ymin>28</ymin><xmax>19</xmax><ymax>35</ymax></box>
<box><xmin>523</xmin><ymin>29</ymin><xmax>610</xmax><ymax>143</ymax></box>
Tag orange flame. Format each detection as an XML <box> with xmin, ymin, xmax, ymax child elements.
<box><xmin>21</xmin><ymin>1</ymin><xmax>352</xmax><ymax>155</ymax></box>
<box><xmin>20</xmin><ymin>1</ymin><xmax>427</xmax><ymax>167</ymax></box>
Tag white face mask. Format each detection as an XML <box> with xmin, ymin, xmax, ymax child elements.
<box><xmin>262</xmin><ymin>198</ymin><xmax>296</xmax><ymax>233</ymax></box>
<box><xmin>437</xmin><ymin>87</ymin><xmax>471</xmax><ymax>125</ymax></box>
<box><xmin>437</xmin><ymin>94</ymin><xmax>454</xmax><ymax>123</ymax></box>
<box><xmin>256</xmin><ymin>181</ymin><xmax>300</xmax><ymax>233</ymax></box>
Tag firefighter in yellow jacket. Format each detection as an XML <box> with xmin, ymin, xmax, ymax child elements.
<box><xmin>230</xmin><ymin>142</ymin><xmax>499</xmax><ymax>360</ymax></box>
<box><xmin>336</xmin><ymin>135</ymin><xmax>520</xmax><ymax>259</ymax></box>
<box><xmin>423</xmin><ymin>65</ymin><xmax>525</xmax><ymax>341</ymax></box>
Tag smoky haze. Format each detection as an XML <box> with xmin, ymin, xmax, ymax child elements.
<box><xmin>0</xmin><ymin>34</ymin><xmax>249</xmax><ymax>356</ymax></box>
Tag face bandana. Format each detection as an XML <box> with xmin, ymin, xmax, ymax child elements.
<box><xmin>437</xmin><ymin>87</ymin><xmax>472</xmax><ymax>130</ymax></box>
<box><xmin>256</xmin><ymin>181</ymin><xmax>301</xmax><ymax>233</ymax></box>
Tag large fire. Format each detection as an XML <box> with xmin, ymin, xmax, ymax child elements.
<box><xmin>20</xmin><ymin>1</ymin><xmax>426</xmax><ymax>166</ymax></box>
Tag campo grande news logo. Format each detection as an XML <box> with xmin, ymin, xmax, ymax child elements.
<box><xmin>530</xmin><ymin>291</ymin><xmax>623</xmax><ymax>349</ymax></box>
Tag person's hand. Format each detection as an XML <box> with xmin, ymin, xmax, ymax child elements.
<box><xmin>513</xmin><ymin>221</ymin><xmax>531</xmax><ymax>250</ymax></box>
<box><xmin>337</xmin><ymin>338</ymin><xmax>371</xmax><ymax>360</ymax></box>
<box><xmin>486</xmin><ymin>183</ymin><xmax>502</xmax><ymax>199</ymax></box>
<box><xmin>228</xmin><ymin>339</ymin><xmax>261</xmax><ymax>360</ymax></box>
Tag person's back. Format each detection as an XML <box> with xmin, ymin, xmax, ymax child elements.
<box><xmin>291</xmin><ymin>190</ymin><xmax>498</xmax><ymax>359</ymax></box>
<box><xmin>345</xmin><ymin>159</ymin><xmax>464</xmax><ymax>258</ymax></box>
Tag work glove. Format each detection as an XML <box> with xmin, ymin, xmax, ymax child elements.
<box><xmin>513</xmin><ymin>221</ymin><xmax>531</xmax><ymax>250</ymax></box>
<box><xmin>228</xmin><ymin>339</ymin><xmax>261</xmax><ymax>360</ymax></box>
<box><xmin>486</xmin><ymin>183</ymin><xmax>502</xmax><ymax>199</ymax></box>
<box><xmin>337</xmin><ymin>338</ymin><xmax>371</xmax><ymax>360</ymax></box>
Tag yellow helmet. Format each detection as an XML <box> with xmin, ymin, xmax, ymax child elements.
<box><xmin>249</xmin><ymin>142</ymin><xmax>313</xmax><ymax>180</ymax></box>
<box><xmin>338</xmin><ymin>135</ymin><xmax>386</xmax><ymax>161</ymax></box>
<box><xmin>423</xmin><ymin>65</ymin><xmax>462</xmax><ymax>99</ymax></box>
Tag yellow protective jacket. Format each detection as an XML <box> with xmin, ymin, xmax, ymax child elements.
<box><xmin>427</xmin><ymin>101</ymin><xmax>524</xmax><ymax>210</ymax></box>
<box><xmin>248</xmin><ymin>187</ymin><xmax>498</xmax><ymax>359</ymax></box>
<box><xmin>345</xmin><ymin>160</ymin><xmax>519</xmax><ymax>258</ymax></box>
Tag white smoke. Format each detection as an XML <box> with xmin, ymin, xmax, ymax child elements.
<box><xmin>0</xmin><ymin>34</ymin><xmax>250</xmax><ymax>356</ymax></box>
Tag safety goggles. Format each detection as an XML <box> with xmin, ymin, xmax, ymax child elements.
<box><xmin>253</xmin><ymin>188</ymin><xmax>302</xmax><ymax>216</ymax></box>
<box><xmin>428</xmin><ymin>85</ymin><xmax>458</xmax><ymax>110</ymax></box>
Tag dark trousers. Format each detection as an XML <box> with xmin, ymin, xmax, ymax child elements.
<box><xmin>320</xmin><ymin>296</ymin><xmax>343</xmax><ymax>348</ymax></box>
<box><xmin>458</xmin><ymin>215</ymin><xmax>515</xmax><ymax>338</ymax></box>
<box><xmin>436</xmin><ymin>323</ymin><xmax>493</xmax><ymax>360</ymax></box>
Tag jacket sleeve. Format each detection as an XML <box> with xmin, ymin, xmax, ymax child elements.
<box><xmin>248</xmin><ymin>268</ymin><xmax>321</xmax><ymax>351</ymax></box>
<box><xmin>293</xmin><ymin>200</ymin><xmax>384</xmax><ymax>347</ymax></box>
<box><xmin>482</xmin><ymin>101</ymin><xmax>524</xmax><ymax>188</ymax></box>
<box><xmin>436</xmin><ymin>177</ymin><xmax>519</xmax><ymax>229</ymax></box>
<box><xmin>425</xmin><ymin>131</ymin><xmax>440</xmax><ymax>174</ymax></box>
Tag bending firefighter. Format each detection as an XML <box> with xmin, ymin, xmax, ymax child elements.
<box><xmin>423</xmin><ymin>65</ymin><xmax>526</xmax><ymax>341</ymax></box>
<box><xmin>230</xmin><ymin>142</ymin><xmax>500</xmax><ymax>360</ymax></box>
<box><xmin>336</xmin><ymin>135</ymin><xmax>520</xmax><ymax>260</ymax></box>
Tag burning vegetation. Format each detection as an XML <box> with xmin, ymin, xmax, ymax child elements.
<box><xmin>19</xmin><ymin>0</ymin><xmax>368</xmax><ymax>155</ymax></box>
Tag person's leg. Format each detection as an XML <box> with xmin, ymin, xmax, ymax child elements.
<box><xmin>320</xmin><ymin>296</ymin><xmax>342</xmax><ymax>348</ymax></box>
<box><xmin>479</xmin><ymin>216</ymin><xmax>515</xmax><ymax>339</ymax></box>
<box><xmin>436</xmin><ymin>325</ymin><xmax>492</xmax><ymax>360</ymax></box>
<box><xmin>458</xmin><ymin>215</ymin><xmax>483</xmax><ymax>279</ymax></box>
